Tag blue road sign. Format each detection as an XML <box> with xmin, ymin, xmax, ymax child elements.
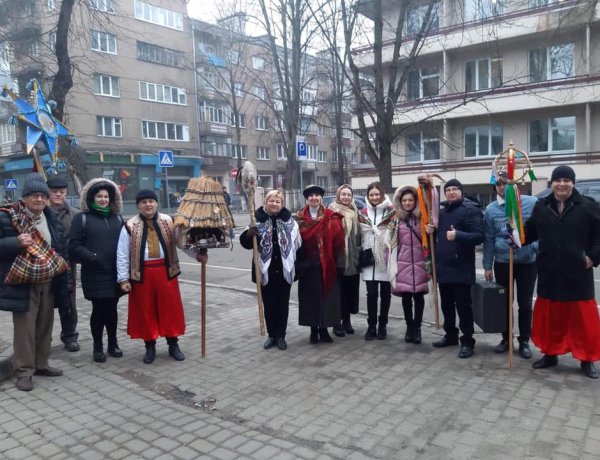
<box><xmin>5</xmin><ymin>179</ymin><xmax>18</xmax><ymax>190</ymax></box>
<box><xmin>159</xmin><ymin>150</ymin><xmax>174</xmax><ymax>167</ymax></box>
<box><xmin>296</xmin><ymin>136</ymin><xmax>306</xmax><ymax>161</ymax></box>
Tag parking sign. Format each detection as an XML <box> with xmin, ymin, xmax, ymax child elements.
<box><xmin>296</xmin><ymin>136</ymin><xmax>306</xmax><ymax>161</ymax></box>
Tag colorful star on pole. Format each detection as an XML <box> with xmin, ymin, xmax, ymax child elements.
<box><xmin>1</xmin><ymin>78</ymin><xmax>77</xmax><ymax>170</ymax></box>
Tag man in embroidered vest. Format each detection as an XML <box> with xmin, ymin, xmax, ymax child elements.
<box><xmin>1</xmin><ymin>173</ymin><xmax>69</xmax><ymax>391</ymax></box>
<box><xmin>116</xmin><ymin>189</ymin><xmax>185</xmax><ymax>364</ymax></box>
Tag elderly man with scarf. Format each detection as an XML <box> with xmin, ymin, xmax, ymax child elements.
<box><xmin>117</xmin><ymin>190</ymin><xmax>185</xmax><ymax>364</ymax></box>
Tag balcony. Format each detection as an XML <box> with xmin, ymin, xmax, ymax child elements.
<box><xmin>199</xmin><ymin>122</ymin><xmax>229</xmax><ymax>136</ymax></box>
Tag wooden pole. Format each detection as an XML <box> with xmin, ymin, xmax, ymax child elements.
<box><xmin>508</xmin><ymin>247</ymin><xmax>514</xmax><ymax>368</ymax></box>
<box><xmin>198</xmin><ymin>248</ymin><xmax>208</xmax><ymax>358</ymax></box>
<box><xmin>32</xmin><ymin>148</ymin><xmax>47</xmax><ymax>180</ymax></box>
<box><xmin>248</xmin><ymin>188</ymin><xmax>266</xmax><ymax>336</ymax></box>
<box><xmin>421</xmin><ymin>182</ymin><xmax>440</xmax><ymax>330</ymax></box>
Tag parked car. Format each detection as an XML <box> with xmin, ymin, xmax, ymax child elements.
<box><xmin>535</xmin><ymin>179</ymin><xmax>600</xmax><ymax>202</ymax></box>
<box><xmin>323</xmin><ymin>195</ymin><xmax>366</xmax><ymax>210</ymax></box>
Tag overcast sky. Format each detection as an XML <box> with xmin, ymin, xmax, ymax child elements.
<box><xmin>187</xmin><ymin>1</ymin><xmax>221</xmax><ymax>23</ymax></box>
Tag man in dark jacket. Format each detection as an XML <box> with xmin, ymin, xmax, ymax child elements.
<box><xmin>1</xmin><ymin>174</ymin><xmax>69</xmax><ymax>391</ymax></box>
<box><xmin>427</xmin><ymin>179</ymin><xmax>484</xmax><ymax>358</ymax></box>
<box><xmin>47</xmin><ymin>176</ymin><xmax>80</xmax><ymax>352</ymax></box>
<box><xmin>525</xmin><ymin>165</ymin><xmax>600</xmax><ymax>379</ymax></box>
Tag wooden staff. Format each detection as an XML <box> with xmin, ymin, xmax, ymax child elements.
<box><xmin>420</xmin><ymin>181</ymin><xmax>440</xmax><ymax>330</ymax></box>
<box><xmin>248</xmin><ymin>187</ymin><xmax>266</xmax><ymax>336</ymax></box>
<box><xmin>197</xmin><ymin>248</ymin><xmax>208</xmax><ymax>357</ymax></box>
<box><xmin>32</xmin><ymin>148</ymin><xmax>47</xmax><ymax>180</ymax></box>
<box><xmin>508</xmin><ymin>247</ymin><xmax>514</xmax><ymax>368</ymax></box>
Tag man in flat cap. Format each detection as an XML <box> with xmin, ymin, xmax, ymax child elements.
<box><xmin>116</xmin><ymin>189</ymin><xmax>186</xmax><ymax>364</ymax></box>
<box><xmin>47</xmin><ymin>176</ymin><xmax>80</xmax><ymax>352</ymax></box>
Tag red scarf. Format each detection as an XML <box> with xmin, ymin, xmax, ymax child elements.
<box><xmin>296</xmin><ymin>206</ymin><xmax>344</xmax><ymax>297</ymax></box>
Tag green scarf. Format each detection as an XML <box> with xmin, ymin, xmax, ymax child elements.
<box><xmin>90</xmin><ymin>203</ymin><xmax>111</xmax><ymax>218</ymax></box>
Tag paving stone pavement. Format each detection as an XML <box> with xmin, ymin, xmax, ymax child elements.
<box><xmin>1</xmin><ymin>278</ymin><xmax>599</xmax><ymax>459</ymax></box>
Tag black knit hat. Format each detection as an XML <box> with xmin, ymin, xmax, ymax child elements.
<box><xmin>136</xmin><ymin>189</ymin><xmax>158</xmax><ymax>204</ymax></box>
<box><xmin>46</xmin><ymin>176</ymin><xmax>69</xmax><ymax>189</ymax></box>
<box><xmin>22</xmin><ymin>173</ymin><xmax>49</xmax><ymax>198</ymax></box>
<box><xmin>444</xmin><ymin>178</ymin><xmax>463</xmax><ymax>192</ymax></box>
<box><xmin>550</xmin><ymin>165</ymin><xmax>576</xmax><ymax>183</ymax></box>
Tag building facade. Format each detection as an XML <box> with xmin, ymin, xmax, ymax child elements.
<box><xmin>353</xmin><ymin>0</ymin><xmax>600</xmax><ymax>204</ymax></box>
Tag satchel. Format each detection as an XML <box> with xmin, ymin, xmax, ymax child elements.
<box><xmin>359</xmin><ymin>248</ymin><xmax>374</xmax><ymax>268</ymax></box>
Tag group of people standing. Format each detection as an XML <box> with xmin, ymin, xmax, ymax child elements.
<box><xmin>242</xmin><ymin>164</ymin><xmax>600</xmax><ymax>380</ymax></box>
<box><xmin>3</xmin><ymin>174</ymin><xmax>187</xmax><ymax>392</ymax></box>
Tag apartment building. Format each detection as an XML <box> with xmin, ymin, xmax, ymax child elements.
<box><xmin>193</xmin><ymin>18</ymin><xmax>359</xmax><ymax>203</ymax></box>
<box><xmin>0</xmin><ymin>0</ymin><xmax>201</xmax><ymax>211</ymax></box>
<box><xmin>353</xmin><ymin>0</ymin><xmax>600</xmax><ymax>202</ymax></box>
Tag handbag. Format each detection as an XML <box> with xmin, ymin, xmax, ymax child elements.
<box><xmin>3</xmin><ymin>209</ymin><xmax>69</xmax><ymax>285</ymax></box>
<box><xmin>359</xmin><ymin>248</ymin><xmax>374</xmax><ymax>268</ymax></box>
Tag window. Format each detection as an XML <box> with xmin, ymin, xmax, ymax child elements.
<box><xmin>94</xmin><ymin>75</ymin><xmax>120</xmax><ymax>97</ymax></box>
<box><xmin>464</xmin><ymin>125</ymin><xmax>503</xmax><ymax>158</ymax></box>
<box><xmin>257</xmin><ymin>147</ymin><xmax>269</xmax><ymax>160</ymax></box>
<box><xmin>255</xmin><ymin>116</ymin><xmax>268</xmax><ymax>131</ymax></box>
<box><xmin>307</xmin><ymin>144</ymin><xmax>317</xmax><ymax>160</ymax></box>
<box><xmin>134</xmin><ymin>1</ymin><xmax>183</xmax><ymax>30</ymax></box>
<box><xmin>406</xmin><ymin>2</ymin><xmax>439</xmax><ymax>36</ymax></box>
<box><xmin>465</xmin><ymin>0</ymin><xmax>503</xmax><ymax>21</ymax></box>
<box><xmin>198</xmin><ymin>101</ymin><xmax>231</xmax><ymax>124</ymax></box>
<box><xmin>317</xmin><ymin>176</ymin><xmax>328</xmax><ymax>188</ymax></box>
<box><xmin>139</xmin><ymin>81</ymin><xmax>186</xmax><ymax>105</ymax></box>
<box><xmin>529</xmin><ymin>116</ymin><xmax>575</xmax><ymax>153</ymax></box>
<box><xmin>228</xmin><ymin>50</ymin><xmax>240</xmax><ymax>64</ymax></box>
<box><xmin>407</xmin><ymin>133</ymin><xmax>440</xmax><ymax>162</ymax></box>
<box><xmin>277</xmin><ymin>144</ymin><xmax>286</xmax><ymax>160</ymax></box>
<box><xmin>253</xmin><ymin>85</ymin><xmax>266</xmax><ymax>100</ymax></box>
<box><xmin>201</xmin><ymin>141</ymin><xmax>229</xmax><ymax>157</ymax></box>
<box><xmin>233</xmin><ymin>82</ymin><xmax>244</xmax><ymax>97</ymax></box>
<box><xmin>232</xmin><ymin>145</ymin><xmax>248</xmax><ymax>159</ymax></box>
<box><xmin>91</xmin><ymin>31</ymin><xmax>117</xmax><ymax>54</ymax></box>
<box><xmin>407</xmin><ymin>68</ymin><xmax>439</xmax><ymax>99</ymax></box>
<box><xmin>319</xmin><ymin>125</ymin><xmax>329</xmax><ymax>137</ymax></box>
<box><xmin>90</xmin><ymin>0</ymin><xmax>115</xmax><ymax>13</ymax></box>
<box><xmin>142</xmin><ymin>120</ymin><xmax>189</xmax><ymax>141</ymax></box>
<box><xmin>49</xmin><ymin>32</ymin><xmax>56</xmax><ymax>51</ymax></box>
<box><xmin>231</xmin><ymin>113</ymin><xmax>246</xmax><ymax>128</ymax></box>
<box><xmin>0</xmin><ymin>123</ymin><xmax>16</xmax><ymax>145</ymax></box>
<box><xmin>137</xmin><ymin>42</ymin><xmax>183</xmax><ymax>67</ymax></box>
<box><xmin>26</xmin><ymin>41</ymin><xmax>39</xmax><ymax>57</ymax></box>
<box><xmin>96</xmin><ymin>116</ymin><xmax>122</xmax><ymax>137</ymax></box>
<box><xmin>529</xmin><ymin>44</ymin><xmax>574</xmax><ymax>82</ymax></box>
<box><xmin>529</xmin><ymin>0</ymin><xmax>548</xmax><ymax>7</ymax></box>
<box><xmin>198</xmin><ymin>67</ymin><xmax>226</xmax><ymax>92</ymax></box>
<box><xmin>252</xmin><ymin>56</ymin><xmax>265</xmax><ymax>70</ymax></box>
<box><xmin>465</xmin><ymin>58</ymin><xmax>502</xmax><ymax>91</ymax></box>
<box><xmin>48</xmin><ymin>0</ymin><xmax>56</xmax><ymax>10</ymax></box>
<box><xmin>318</xmin><ymin>150</ymin><xmax>327</xmax><ymax>163</ymax></box>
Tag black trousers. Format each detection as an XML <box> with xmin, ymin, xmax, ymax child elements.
<box><xmin>262</xmin><ymin>276</ymin><xmax>291</xmax><ymax>338</ymax></box>
<box><xmin>439</xmin><ymin>283</ymin><xmax>475</xmax><ymax>347</ymax></box>
<box><xmin>340</xmin><ymin>274</ymin><xmax>360</xmax><ymax>322</ymax></box>
<box><xmin>58</xmin><ymin>288</ymin><xmax>78</xmax><ymax>344</ymax></box>
<box><xmin>365</xmin><ymin>281</ymin><xmax>391</xmax><ymax>327</ymax></box>
<box><xmin>402</xmin><ymin>293</ymin><xmax>425</xmax><ymax>329</ymax></box>
<box><xmin>493</xmin><ymin>262</ymin><xmax>537</xmax><ymax>343</ymax></box>
<box><xmin>90</xmin><ymin>297</ymin><xmax>119</xmax><ymax>345</ymax></box>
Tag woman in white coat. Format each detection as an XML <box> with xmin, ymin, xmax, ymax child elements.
<box><xmin>359</xmin><ymin>182</ymin><xmax>395</xmax><ymax>340</ymax></box>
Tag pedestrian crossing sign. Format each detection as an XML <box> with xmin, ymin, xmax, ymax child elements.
<box><xmin>4</xmin><ymin>179</ymin><xmax>18</xmax><ymax>190</ymax></box>
<box><xmin>159</xmin><ymin>150</ymin><xmax>174</xmax><ymax>167</ymax></box>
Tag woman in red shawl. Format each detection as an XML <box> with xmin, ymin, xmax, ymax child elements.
<box><xmin>295</xmin><ymin>185</ymin><xmax>345</xmax><ymax>344</ymax></box>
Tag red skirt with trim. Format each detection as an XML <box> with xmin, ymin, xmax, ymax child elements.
<box><xmin>127</xmin><ymin>259</ymin><xmax>186</xmax><ymax>341</ymax></box>
<box><xmin>531</xmin><ymin>297</ymin><xmax>600</xmax><ymax>362</ymax></box>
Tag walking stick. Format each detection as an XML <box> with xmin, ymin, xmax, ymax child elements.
<box><xmin>508</xmin><ymin>248</ymin><xmax>514</xmax><ymax>368</ymax></box>
<box><xmin>248</xmin><ymin>187</ymin><xmax>266</xmax><ymax>336</ymax></box>
<box><xmin>198</xmin><ymin>248</ymin><xmax>208</xmax><ymax>357</ymax></box>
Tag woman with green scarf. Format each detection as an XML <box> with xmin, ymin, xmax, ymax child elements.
<box><xmin>328</xmin><ymin>184</ymin><xmax>362</xmax><ymax>336</ymax></box>
<box><xmin>69</xmin><ymin>178</ymin><xmax>125</xmax><ymax>363</ymax></box>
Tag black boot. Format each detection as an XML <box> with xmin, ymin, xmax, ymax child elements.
<box><xmin>343</xmin><ymin>318</ymin><xmax>354</xmax><ymax>334</ymax></box>
<box><xmin>333</xmin><ymin>322</ymin><xmax>346</xmax><ymax>337</ymax></box>
<box><xmin>107</xmin><ymin>338</ymin><xmax>123</xmax><ymax>358</ymax></box>
<box><xmin>405</xmin><ymin>325</ymin><xmax>413</xmax><ymax>343</ymax></box>
<box><xmin>93</xmin><ymin>342</ymin><xmax>106</xmax><ymax>363</ymax></box>
<box><xmin>143</xmin><ymin>341</ymin><xmax>156</xmax><ymax>364</ymax></box>
<box><xmin>167</xmin><ymin>337</ymin><xmax>185</xmax><ymax>361</ymax></box>
<box><xmin>377</xmin><ymin>323</ymin><xmax>387</xmax><ymax>340</ymax></box>
<box><xmin>319</xmin><ymin>328</ymin><xmax>333</xmax><ymax>343</ymax></box>
<box><xmin>364</xmin><ymin>326</ymin><xmax>377</xmax><ymax>341</ymax></box>
<box><xmin>413</xmin><ymin>327</ymin><xmax>421</xmax><ymax>345</ymax></box>
<box><xmin>310</xmin><ymin>327</ymin><xmax>319</xmax><ymax>344</ymax></box>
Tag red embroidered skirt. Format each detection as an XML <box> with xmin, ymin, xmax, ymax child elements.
<box><xmin>531</xmin><ymin>297</ymin><xmax>600</xmax><ymax>362</ymax></box>
<box><xmin>127</xmin><ymin>259</ymin><xmax>185</xmax><ymax>341</ymax></box>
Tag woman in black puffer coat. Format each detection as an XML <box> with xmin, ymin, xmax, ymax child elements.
<box><xmin>69</xmin><ymin>178</ymin><xmax>124</xmax><ymax>363</ymax></box>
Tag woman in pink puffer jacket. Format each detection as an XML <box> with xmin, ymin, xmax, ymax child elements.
<box><xmin>387</xmin><ymin>185</ymin><xmax>429</xmax><ymax>344</ymax></box>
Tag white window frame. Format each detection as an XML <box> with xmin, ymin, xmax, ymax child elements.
<box><xmin>406</xmin><ymin>2</ymin><xmax>439</xmax><ymax>36</ymax></box>
<box><xmin>407</xmin><ymin>132</ymin><xmax>440</xmax><ymax>163</ymax></box>
<box><xmin>318</xmin><ymin>150</ymin><xmax>327</xmax><ymax>163</ymax></box>
<box><xmin>134</xmin><ymin>0</ymin><xmax>183</xmax><ymax>31</ymax></box>
<box><xmin>198</xmin><ymin>101</ymin><xmax>231</xmax><ymax>125</ymax></box>
<box><xmin>47</xmin><ymin>0</ymin><xmax>56</xmax><ymax>10</ymax></box>
<box><xmin>464</xmin><ymin>125</ymin><xmax>503</xmax><ymax>158</ymax></box>
<box><xmin>257</xmin><ymin>146</ymin><xmax>269</xmax><ymax>160</ymax></box>
<box><xmin>252</xmin><ymin>56</ymin><xmax>265</xmax><ymax>70</ymax></box>
<box><xmin>465</xmin><ymin>0</ymin><xmax>503</xmax><ymax>21</ymax></box>
<box><xmin>529</xmin><ymin>43</ymin><xmax>574</xmax><ymax>82</ymax></box>
<box><xmin>307</xmin><ymin>144</ymin><xmax>317</xmax><ymax>160</ymax></box>
<box><xmin>233</xmin><ymin>82</ymin><xmax>244</xmax><ymax>97</ymax></box>
<box><xmin>90</xmin><ymin>0</ymin><xmax>115</xmax><ymax>13</ymax></box>
<box><xmin>96</xmin><ymin>116</ymin><xmax>122</xmax><ymax>137</ymax></box>
<box><xmin>255</xmin><ymin>116</ymin><xmax>268</xmax><ymax>131</ymax></box>
<box><xmin>230</xmin><ymin>113</ymin><xmax>246</xmax><ymax>128</ymax></box>
<box><xmin>407</xmin><ymin>68</ymin><xmax>439</xmax><ymax>99</ymax></box>
<box><xmin>94</xmin><ymin>75</ymin><xmax>120</xmax><ymax>97</ymax></box>
<box><xmin>277</xmin><ymin>144</ymin><xmax>286</xmax><ymax>161</ymax></box>
<box><xmin>529</xmin><ymin>116</ymin><xmax>576</xmax><ymax>154</ymax></box>
<box><xmin>465</xmin><ymin>58</ymin><xmax>502</xmax><ymax>91</ymax></box>
<box><xmin>232</xmin><ymin>145</ymin><xmax>248</xmax><ymax>160</ymax></box>
<box><xmin>317</xmin><ymin>176</ymin><xmax>328</xmax><ymax>188</ymax></box>
<box><xmin>141</xmin><ymin>120</ymin><xmax>190</xmax><ymax>142</ymax></box>
<box><xmin>91</xmin><ymin>30</ymin><xmax>117</xmax><ymax>54</ymax></box>
<box><xmin>27</xmin><ymin>41</ymin><xmax>39</xmax><ymax>57</ymax></box>
<box><xmin>139</xmin><ymin>81</ymin><xmax>186</xmax><ymax>105</ymax></box>
<box><xmin>253</xmin><ymin>85</ymin><xmax>266</xmax><ymax>100</ymax></box>
<box><xmin>0</xmin><ymin>123</ymin><xmax>16</xmax><ymax>145</ymax></box>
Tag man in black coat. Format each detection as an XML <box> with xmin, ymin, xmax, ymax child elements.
<box><xmin>0</xmin><ymin>174</ymin><xmax>69</xmax><ymax>391</ymax></box>
<box><xmin>526</xmin><ymin>165</ymin><xmax>600</xmax><ymax>379</ymax></box>
<box><xmin>427</xmin><ymin>179</ymin><xmax>484</xmax><ymax>358</ymax></box>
